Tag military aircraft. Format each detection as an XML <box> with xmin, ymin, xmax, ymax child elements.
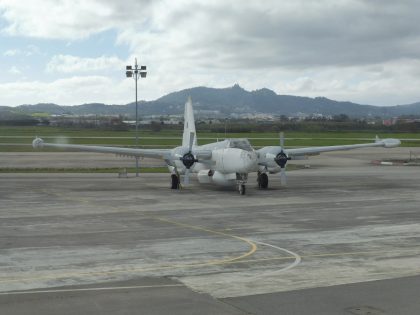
<box><xmin>32</xmin><ymin>97</ymin><xmax>401</xmax><ymax>195</ymax></box>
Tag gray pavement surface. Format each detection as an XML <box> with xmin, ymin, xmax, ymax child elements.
<box><xmin>1</xmin><ymin>147</ymin><xmax>418</xmax><ymax>169</ymax></box>
<box><xmin>1</xmin><ymin>147</ymin><xmax>419</xmax><ymax>314</ymax></box>
<box><xmin>223</xmin><ymin>275</ymin><xmax>420</xmax><ymax>315</ymax></box>
<box><xmin>0</xmin><ymin>278</ymin><xmax>244</xmax><ymax>315</ymax></box>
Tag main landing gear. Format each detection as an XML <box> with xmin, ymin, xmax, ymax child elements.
<box><xmin>171</xmin><ymin>174</ymin><xmax>180</xmax><ymax>189</ymax></box>
<box><xmin>257</xmin><ymin>172</ymin><xmax>268</xmax><ymax>189</ymax></box>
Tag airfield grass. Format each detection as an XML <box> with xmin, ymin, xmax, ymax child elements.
<box><xmin>0</xmin><ymin>167</ymin><xmax>169</xmax><ymax>173</ymax></box>
<box><xmin>0</xmin><ymin>164</ymin><xmax>303</xmax><ymax>174</ymax></box>
<box><xmin>1</xmin><ymin>126</ymin><xmax>420</xmax><ymax>152</ymax></box>
<box><xmin>2</xmin><ymin>126</ymin><xmax>416</xmax><ymax>173</ymax></box>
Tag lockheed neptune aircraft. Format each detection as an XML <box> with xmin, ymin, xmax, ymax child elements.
<box><xmin>33</xmin><ymin>97</ymin><xmax>401</xmax><ymax>195</ymax></box>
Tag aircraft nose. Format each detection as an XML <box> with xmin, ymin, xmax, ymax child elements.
<box><xmin>242</xmin><ymin>151</ymin><xmax>257</xmax><ymax>172</ymax></box>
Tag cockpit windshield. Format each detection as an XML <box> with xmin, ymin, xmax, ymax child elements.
<box><xmin>228</xmin><ymin>138</ymin><xmax>253</xmax><ymax>151</ymax></box>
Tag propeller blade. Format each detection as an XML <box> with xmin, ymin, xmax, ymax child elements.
<box><xmin>184</xmin><ymin>168</ymin><xmax>190</xmax><ymax>185</ymax></box>
<box><xmin>280</xmin><ymin>132</ymin><xmax>284</xmax><ymax>148</ymax></box>
<box><xmin>277</xmin><ymin>133</ymin><xmax>288</xmax><ymax>186</ymax></box>
<box><xmin>280</xmin><ymin>167</ymin><xmax>287</xmax><ymax>186</ymax></box>
<box><xmin>189</xmin><ymin>131</ymin><xmax>195</xmax><ymax>152</ymax></box>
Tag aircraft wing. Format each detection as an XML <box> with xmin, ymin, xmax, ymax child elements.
<box><xmin>32</xmin><ymin>137</ymin><xmax>172</xmax><ymax>160</ymax></box>
<box><xmin>285</xmin><ymin>138</ymin><xmax>401</xmax><ymax>157</ymax></box>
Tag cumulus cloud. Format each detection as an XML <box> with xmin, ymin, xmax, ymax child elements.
<box><xmin>116</xmin><ymin>0</ymin><xmax>420</xmax><ymax>105</ymax></box>
<box><xmin>0</xmin><ymin>76</ymin><xmax>131</xmax><ymax>105</ymax></box>
<box><xmin>115</xmin><ymin>0</ymin><xmax>420</xmax><ymax>69</ymax></box>
<box><xmin>0</xmin><ymin>0</ymin><xmax>153</xmax><ymax>39</ymax></box>
<box><xmin>46</xmin><ymin>55</ymin><xmax>125</xmax><ymax>73</ymax></box>
<box><xmin>2</xmin><ymin>0</ymin><xmax>420</xmax><ymax>105</ymax></box>
<box><xmin>8</xmin><ymin>0</ymin><xmax>420</xmax><ymax>67</ymax></box>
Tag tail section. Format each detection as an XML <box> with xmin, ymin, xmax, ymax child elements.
<box><xmin>182</xmin><ymin>96</ymin><xmax>197</xmax><ymax>147</ymax></box>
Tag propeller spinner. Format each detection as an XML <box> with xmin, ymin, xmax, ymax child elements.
<box><xmin>179</xmin><ymin>132</ymin><xmax>198</xmax><ymax>185</ymax></box>
<box><xmin>274</xmin><ymin>132</ymin><xmax>291</xmax><ymax>186</ymax></box>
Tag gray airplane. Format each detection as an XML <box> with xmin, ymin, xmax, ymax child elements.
<box><xmin>33</xmin><ymin>97</ymin><xmax>401</xmax><ymax>195</ymax></box>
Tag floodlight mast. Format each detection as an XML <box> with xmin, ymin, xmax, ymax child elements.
<box><xmin>126</xmin><ymin>58</ymin><xmax>147</xmax><ymax>177</ymax></box>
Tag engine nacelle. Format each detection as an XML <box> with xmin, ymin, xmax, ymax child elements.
<box><xmin>259</xmin><ymin>165</ymin><xmax>281</xmax><ymax>174</ymax></box>
<box><xmin>381</xmin><ymin>138</ymin><xmax>401</xmax><ymax>148</ymax></box>
<box><xmin>257</xmin><ymin>146</ymin><xmax>289</xmax><ymax>169</ymax></box>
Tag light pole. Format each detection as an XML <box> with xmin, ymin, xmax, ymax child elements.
<box><xmin>126</xmin><ymin>58</ymin><xmax>147</xmax><ymax>177</ymax></box>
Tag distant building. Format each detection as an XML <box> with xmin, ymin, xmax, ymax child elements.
<box><xmin>382</xmin><ymin>117</ymin><xmax>398</xmax><ymax>126</ymax></box>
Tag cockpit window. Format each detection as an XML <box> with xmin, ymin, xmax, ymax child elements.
<box><xmin>228</xmin><ymin>139</ymin><xmax>253</xmax><ymax>151</ymax></box>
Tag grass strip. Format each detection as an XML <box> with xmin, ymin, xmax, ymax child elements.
<box><xmin>0</xmin><ymin>165</ymin><xmax>304</xmax><ymax>173</ymax></box>
<box><xmin>0</xmin><ymin>167</ymin><xmax>169</xmax><ymax>173</ymax></box>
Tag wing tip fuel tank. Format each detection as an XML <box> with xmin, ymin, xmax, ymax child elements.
<box><xmin>379</xmin><ymin>138</ymin><xmax>401</xmax><ymax>148</ymax></box>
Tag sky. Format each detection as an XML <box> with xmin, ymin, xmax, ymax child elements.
<box><xmin>1</xmin><ymin>0</ymin><xmax>420</xmax><ymax>107</ymax></box>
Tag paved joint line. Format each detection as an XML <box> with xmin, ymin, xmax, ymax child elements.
<box><xmin>300</xmin><ymin>248</ymin><xmax>420</xmax><ymax>259</ymax></box>
<box><xmin>0</xmin><ymin>284</ymin><xmax>184</xmax><ymax>296</ymax></box>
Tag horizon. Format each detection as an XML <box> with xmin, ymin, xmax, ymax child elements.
<box><xmin>5</xmin><ymin>84</ymin><xmax>420</xmax><ymax>108</ymax></box>
<box><xmin>1</xmin><ymin>1</ymin><xmax>420</xmax><ymax>107</ymax></box>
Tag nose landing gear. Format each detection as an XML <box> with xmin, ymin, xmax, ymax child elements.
<box><xmin>236</xmin><ymin>173</ymin><xmax>248</xmax><ymax>195</ymax></box>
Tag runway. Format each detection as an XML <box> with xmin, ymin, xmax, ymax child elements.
<box><xmin>1</xmin><ymin>148</ymin><xmax>419</xmax><ymax>314</ymax></box>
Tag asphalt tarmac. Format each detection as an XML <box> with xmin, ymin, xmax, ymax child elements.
<box><xmin>1</xmin><ymin>147</ymin><xmax>419</xmax><ymax>314</ymax></box>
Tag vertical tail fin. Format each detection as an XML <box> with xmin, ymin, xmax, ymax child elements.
<box><xmin>182</xmin><ymin>96</ymin><xmax>197</xmax><ymax>147</ymax></box>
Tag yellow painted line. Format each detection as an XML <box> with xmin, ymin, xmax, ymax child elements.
<box><xmin>1</xmin><ymin>246</ymin><xmax>419</xmax><ymax>284</ymax></box>
<box><xmin>20</xmin><ymin>190</ymin><xmax>420</xmax><ymax>284</ymax></box>
<box><xmin>40</xmin><ymin>189</ymin><xmax>258</xmax><ymax>266</ymax></box>
<box><xmin>3</xmin><ymin>248</ymin><xmax>419</xmax><ymax>284</ymax></box>
<box><xmin>152</xmin><ymin>217</ymin><xmax>258</xmax><ymax>265</ymax></box>
<box><xmin>212</xmin><ymin>247</ymin><xmax>420</xmax><ymax>265</ymax></box>
<box><xmin>0</xmin><ymin>217</ymin><xmax>258</xmax><ymax>284</ymax></box>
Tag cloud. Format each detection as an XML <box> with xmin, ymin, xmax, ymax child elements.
<box><xmin>46</xmin><ymin>55</ymin><xmax>125</xmax><ymax>73</ymax></box>
<box><xmin>275</xmin><ymin>58</ymin><xmax>420</xmax><ymax>105</ymax></box>
<box><xmin>0</xmin><ymin>0</ymin><xmax>153</xmax><ymax>40</ymax></box>
<box><xmin>114</xmin><ymin>1</ymin><xmax>420</xmax><ymax>105</ymax></box>
<box><xmin>113</xmin><ymin>0</ymin><xmax>420</xmax><ymax>70</ymax></box>
<box><xmin>0</xmin><ymin>76</ymin><xmax>132</xmax><ymax>106</ymax></box>
<box><xmin>3</xmin><ymin>1</ymin><xmax>420</xmax><ymax>68</ymax></box>
<box><xmin>8</xmin><ymin>66</ymin><xmax>21</xmax><ymax>74</ymax></box>
<box><xmin>3</xmin><ymin>49</ymin><xmax>20</xmax><ymax>56</ymax></box>
<box><xmin>3</xmin><ymin>45</ymin><xmax>41</xmax><ymax>56</ymax></box>
<box><xmin>2</xmin><ymin>1</ymin><xmax>420</xmax><ymax>106</ymax></box>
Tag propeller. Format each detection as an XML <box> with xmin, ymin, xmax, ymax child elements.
<box><xmin>179</xmin><ymin>132</ymin><xmax>197</xmax><ymax>185</ymax></box>
<box><xmin>274</xmin><ymin>132</ymin><xmax>291</xmax><ymax>186</ymax></box>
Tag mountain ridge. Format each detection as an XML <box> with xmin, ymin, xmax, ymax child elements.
<box><xmin>3</xmin><ymin>85</ymin><xmax>420</xmax><ymax>118</ymax></box>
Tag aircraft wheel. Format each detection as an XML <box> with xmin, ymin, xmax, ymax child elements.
<box><xmin>260</xmin><ymin>173</ymin><xmax>268</xmax><ymax>189</ymax></box>
<box><xmin>238</xmin><ymin>184</ymin><xmax>246</xmax><ymax>195</ymax></box>
<box><xmin>171</xmin><ymin>174</ymin><xmax>180</xmax><ymax>189</ymax></box>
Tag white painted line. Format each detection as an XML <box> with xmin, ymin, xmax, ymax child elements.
<box><xmin>0</xmin><ymin>284</ymin><xmax>184</xmax><ymax>296</ymax></box>
<box><xmin>249</xmin><ymin>240</ymin><xmax>301</xmax><ymax>278</ymax></box>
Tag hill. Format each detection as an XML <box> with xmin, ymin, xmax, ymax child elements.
<box><xmin>3</xmin><ymin>85</ymin><xmax>420</xmax><ymax>118</ymax></box>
